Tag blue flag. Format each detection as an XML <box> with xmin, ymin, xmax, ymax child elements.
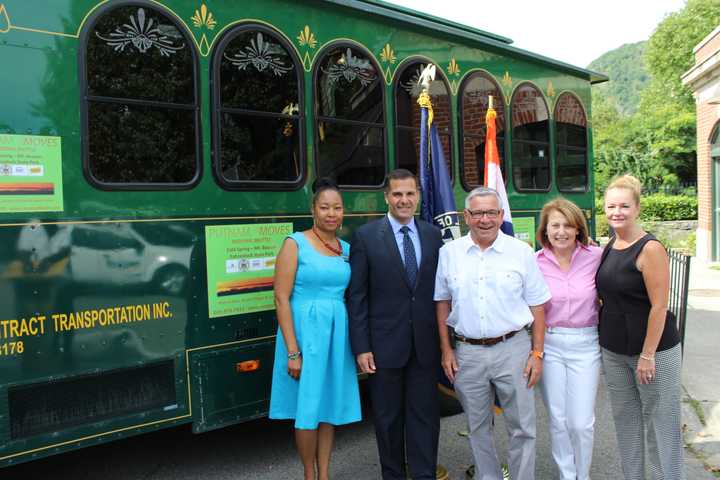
<box><xmin>418</xmin><ymin>102</ymin><xmax>460</xmax><ymax>243</ymax></box>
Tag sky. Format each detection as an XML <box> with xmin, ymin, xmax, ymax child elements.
<box><xmin>388</xmin><ymin>0</ymin><xmax>687</xmax><ymax>68</ymax></box>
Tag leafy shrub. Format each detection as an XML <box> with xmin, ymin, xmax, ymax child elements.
<box><xmin>639</xmin><ymin>194</ymin><xmax>697</xmax><ymax>221</ymax></box>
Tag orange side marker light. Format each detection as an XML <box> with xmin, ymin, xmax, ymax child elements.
<box><xmin>236</xmin><ymin>360</ymin><xmax>260</xmax><ymax>373</ymax></box>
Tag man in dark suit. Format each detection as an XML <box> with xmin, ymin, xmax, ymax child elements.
<box><xmin>347</xmin><ymin>169</ymin><xmax>444</xmax><ymax>480</ymax></box>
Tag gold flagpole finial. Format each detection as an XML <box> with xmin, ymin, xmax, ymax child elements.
<box><xmin>489</xmin><ymin>95</ymin><xmax>494</xmax><ymax>110</ymax></box>
<box><xmin>417</xmin><ymin>64</ymin><xmax>436</xmax><ymax>127</ymax></box>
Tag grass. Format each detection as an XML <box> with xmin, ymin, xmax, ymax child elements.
<box><xmin>710</xmin><ymin>265</ymin><xmax>720</xmax><ymax>271</ymax></box>
<box><xmin>684</xmin><ymin>397</ymin><xmax>707</xmax><ymax>426</ymax></box>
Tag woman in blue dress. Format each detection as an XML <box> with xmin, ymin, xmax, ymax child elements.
<box><xmin>269</xmin><ymin>178</ymin><xmax>361</xmax><ymax>480</ymax></box>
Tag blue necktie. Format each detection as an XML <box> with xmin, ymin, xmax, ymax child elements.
<box><xmin>400</xmin><ymin>226</ymin><xmax>418</xmax><ymax>286</ymax></box>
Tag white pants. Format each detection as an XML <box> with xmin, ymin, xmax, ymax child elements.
<box><xmin>540</xmin><ymin>326</ymin><xmax>601</xmax><ymax>480</ymax></box>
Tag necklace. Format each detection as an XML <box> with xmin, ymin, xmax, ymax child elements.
<box><xmin>312</xmin><ymin>227</ymin><xmax>342</xmax><ymax>256</ymax></box>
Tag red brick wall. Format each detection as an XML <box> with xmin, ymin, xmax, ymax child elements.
<box><xmin>461</xmin><ymin>85</ymin><xmax>505</xmax><ymax>187</ymax></box>
<box><xmin>696</xmin><ymin>102</ymin><xmax>718</xmax><ymax>232</ymax></box>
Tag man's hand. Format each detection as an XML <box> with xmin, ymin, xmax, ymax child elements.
<box><xmin>523</xmin><ymin>355</ymin><xmax>542</xmax><ymax>388</ymax></box>
<box><xmin>356</xmin><ymin>352</ymin><xmax>376</xmax><ymax>374</ymax></box>
<box><xmin>441</xmin><ymin>348</ymin><xmax>459</xmax><ymax>383</ymax></box>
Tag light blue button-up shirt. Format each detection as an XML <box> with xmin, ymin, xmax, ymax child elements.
<box><xmin>387</xmin><ymin>213</ymin><xmax>422</xmax><ymax>267</ymax></box>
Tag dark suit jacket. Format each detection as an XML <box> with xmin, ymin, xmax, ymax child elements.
<box><xmin>347</xmin><ymin>216</ymin><xmax>443</xmax><ymax>369</ymax></box>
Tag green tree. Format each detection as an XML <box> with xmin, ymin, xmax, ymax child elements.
<box><xmin>644</xmin><ymin>0</ymin><xmax>720</xmax><ymax>108</ymax></box>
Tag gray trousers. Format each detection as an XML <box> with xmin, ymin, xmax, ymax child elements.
<box><xmin>602</xmin><ymin>344</ymin><xmax>685</xmax><ymax>480</ymax></box>
<box><xmin>454</xmin><ymin>332</ymin><xmax>535</xmax><ymax>480</ymax></box>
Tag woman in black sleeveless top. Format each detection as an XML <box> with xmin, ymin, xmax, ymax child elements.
<box><xmin>596</xmin><ymin>175</ymin><xmax>683</xmax><ymax>480</ymax></box>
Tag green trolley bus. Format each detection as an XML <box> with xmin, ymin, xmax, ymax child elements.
<box><xmin>0</xmin><ymin>0</ymin><xmax>607</xmax><ymax>467</ymax></box>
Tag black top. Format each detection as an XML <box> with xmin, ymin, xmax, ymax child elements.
<box><xmin>596</xmin><ymin>234</ymin><xmax>680</xmax><ymax>355</ymax></box>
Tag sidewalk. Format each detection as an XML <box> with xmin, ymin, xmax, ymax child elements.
<box><xmin>682</xmin><ymin>260</ymin><xmax>720</xmax><ymax>477</ymax></box>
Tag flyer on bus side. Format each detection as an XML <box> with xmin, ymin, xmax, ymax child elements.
<box><xmin>205</xmin><ymin>223</ymin><xmax>293</xmax><ymax>318</ymax></box>
<box><xmin>0</xmin><ymin>134</ymin><xmax>64</xmax><ymax>213</ymax></box>
<box><xmin>513</xmin><ymin>216</ymin><xmax>536</xmax><ymax>249</ymax></box>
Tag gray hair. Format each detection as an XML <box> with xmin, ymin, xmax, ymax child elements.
<box><xmin>464</xmin><ymin>186</ymin><xmax>502</xmax><ymax>209</ymax></box>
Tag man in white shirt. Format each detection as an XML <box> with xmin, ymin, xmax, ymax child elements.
<box><xmin>434</xmin><ymin>186</ymin><xmax>550</xmax><ymax>480</ymax></box>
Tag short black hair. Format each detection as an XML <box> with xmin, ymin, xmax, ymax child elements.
<box><xmin>384</xmin><ymin>169</ymin><xmax>418</xmax><ymax>192</ymax></box>
<box><xmin>311</xmin><ymin>177</ymin><xmax>341</xmax><ymax>206</ymax></box>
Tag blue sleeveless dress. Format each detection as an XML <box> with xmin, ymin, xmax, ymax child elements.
<box><xmin>269</xmin><ymin>232</ymin><xmax>361</xmax><ymax>429</ymax></box>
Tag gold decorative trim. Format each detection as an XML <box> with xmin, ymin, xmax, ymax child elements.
<box><xmin>297</xmin><ymin>25</ymin><xmax>317</xmax><ymax>49</ymax></box>
<box><xmin>546</xmin><ymin>80</ymin><xmax>555</xmax><ymax>99</ymax></box>
<box><xmin>502</xmin><ymin>70</ymin><xmax>513</xmax><ymax>104</ymax></box>
<box><xmin>0</xmin><ymin>3</ymin><xmax>10</xmax><ymax>34</ymax></box>
<box><xmin>191</xmin><ymin>3</ymin><xmax>216</xmax><ymax>30</ymax></box>
<box><xmin>379</xmin><ymin>43</ymin><xmax>397</xmax><ymax>83</ymax></box>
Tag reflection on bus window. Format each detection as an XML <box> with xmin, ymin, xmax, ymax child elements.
<box><xmin>83</xmin><ymin>5</ymin><xmax>199</xmax><ymax>186</ymax></box>
<box><xmin>395</xmin><ymin>62</ymin><xmax>452</xmax><ymax>177</ymax></box>
<box><xmin>555</xmin><ymin>93</ymin><xmax>588</xmax><ymax>192</ymax></box>
<box><xmin>315</xmin><ymin>45</ymin><xmax>385</xmax><ymax>187</ymax></box>
<box><xmin>460</xmin><ymin>73</ymin><xmax>506</xmax><ymax>190</ymax></box>
<box><xmin>511</xmin><ymin>83</ymin><xmax>550</xmax><ymax>191</ymax></box>
<box><xmin>215</xmin><ymin>27</ymin><xmax>303</xmax><ymax>186</ymax></box>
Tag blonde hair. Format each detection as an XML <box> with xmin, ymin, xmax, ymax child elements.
<box><xmin>536</xmin><ymin>198</ymin><xmax>589</xmax><ymax>248</ymax></box>
<box><xmin>605</xmin><ymin>174</ymin><xmax>642</xmax><ymax>206</ymax></box>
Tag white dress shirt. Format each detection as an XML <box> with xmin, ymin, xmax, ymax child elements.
<box><xmin>434</xmin><ymin>231</ymin><xmax>551</xmax><ymax>339</ymax></box>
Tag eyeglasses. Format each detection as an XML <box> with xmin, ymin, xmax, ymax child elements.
<box><xmin>466</xmin><ymin>209</ymin><xmax>500</xmax><ymax>219</ymax></box>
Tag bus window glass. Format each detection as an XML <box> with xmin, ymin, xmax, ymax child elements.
<box><xmin>511</xmin><ymin>83</ymin><xmax>550</xmax><ymax>191</ymax></box>
<box><xmin>316</xmin><ymin>45</ymin><xmax>385</xmax><ymax>187</ymax></box>
<box><xmin>89</xmin><ymin>103</ymin><xmax>197</xmax><ymax>184</ymax></box>
<box><xmin>555</xmin><ymin>93</ymin><xmax>588</xmax><ymax>192</ymax></box>
<box><xmin>460</xmin><ymin>73</ymin><xmax>505</xmax><ymax>190</ymax></box>
<box><xmin>395</xmin><ymin>62</ymin><xmax>452</xmax><ymax>176</ymax></box>
<box><xmin>216</xmin><ymin>28</ymin><xmax>302</xmax><ymax>186</ymax></box>
<box><xmin>84</xmin><ymin>5</ymin><xmax>199</xmax><ymax>186</ymax></box>
<box><xmin>87</xmin><ymin>7</ymin><xmax>194</xmax><ymax>103</ymax></box>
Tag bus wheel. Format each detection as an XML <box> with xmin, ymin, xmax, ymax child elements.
<box><xmin>438</xmin><ymin>383</ymin><xmax>463</xmax><ymax>417</ymax></box>
<box><xmin>153</xmin><ymin>266</ymin><xmax>187</xmax><ymax>296</ymax></box>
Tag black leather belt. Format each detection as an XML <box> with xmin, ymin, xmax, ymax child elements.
<box><xmin>454</xmin><ymin>329</ymin><xmax>520</xmax><ymax>346</ymax></box>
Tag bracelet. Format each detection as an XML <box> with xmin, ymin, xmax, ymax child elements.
<box><xmin>530</xmin><ymin>349</ymin><xmax>544</xmax><ymax>359</ymax></box>
<box><xmin>287</xmin><ymin>351</ymin><xmax>302</xmax><ymax>360</ymax></box>
<box><xmin>639</xmin><ymin>353</ymin><xmax>655</xmax><ymax>362</ymax></box>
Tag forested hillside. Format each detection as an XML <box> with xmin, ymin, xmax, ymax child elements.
<box><xmin>590</xmin><ymin>0</ymin><xmax>720</xmax><ymax>194</ymax></box>
<box><xmin>588</xmin><ymin>42</ymin><xmax>649</xmax><ymax>115</ymax></box>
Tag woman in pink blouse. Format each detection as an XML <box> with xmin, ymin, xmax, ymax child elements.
<box><xmin>535</xmin><ymin>198</ymin><xmax>602</xmax><ymax>480</ymax></box>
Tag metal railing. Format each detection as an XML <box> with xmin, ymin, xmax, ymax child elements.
<box><xmin>668</xmin><ymin>249</ymin><xmax>691</xmax><ymax>355</ymax></box>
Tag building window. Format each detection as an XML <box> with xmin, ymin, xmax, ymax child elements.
<box><xmin>460</xmin><ymin>73</ymin><xmax>505</xmax><ymax>190</ymax></box>
<box><xmin>511</xmin><ymin>83</ymin><xmax>550</xmax><ymax>191</ymax></box>
<box><xmin>394</xmin><ymin>61</ymin><xmax>452</xmax><ymax>177</ymax></box>
<box><xmin>82</xmin><ymin>4</ymin><xmax>200</xmax><ymax>188</ymax></box>
<box><xmin>315</xmin><ymin>44</ymin><xmax>385</xmax><ymax>187</ymax></box>
<box><xmin>213</xmin><ymin>27</ymin><xmax>303</xmax><ymax>188</ymax></box>
<box><xmin>555</xmin><ymin>93</ymin><xmax>588</xmax><ymax>192</ymax></box>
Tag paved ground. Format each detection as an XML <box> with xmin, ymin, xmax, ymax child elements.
<box><xmin>2</xmin><ymin>262</ymin><xmax>718</xmax><ymax>479</ymax></box>
<box><xmin>681</xmin><ymin>260</ymin><xmax>720</xmax><ymax>478</ymax></box>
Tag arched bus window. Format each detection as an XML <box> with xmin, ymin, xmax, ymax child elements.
<box><xmin>213</xmin><ymin>25</ymin><xmax>303</xmax><ymax>188</ymax></box>
<box><xmin>554</xmin><ymin>93</ymin><xmax>588</xmax><ymax>192</ymax></box>
<box><xmin>81</xmin><ymin>3</ymin><xmax>200</xmax><ymax>188</ymax></box>
<box><xmin>315</xmin><ymin>44</ymin><xmax>385</xmax><ymax>187</ymax></box>
<box><xmin>394</xmin><ymin>60</ymin><xmax>452</xmax><ymax>177</ymax></box>
<box><xmin>460</xmin><ymin>72</ymin><xmax>506</xmax><ymax>190</ymax></box>
<box><xmin>511</xmin><ymin>83</ymin><xmax>550</xmax><ymax>191</ymax></box>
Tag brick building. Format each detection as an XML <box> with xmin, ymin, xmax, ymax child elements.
<box><xmin>682</xmin><ymin>25</ymin><xmax>720</xmax><ymax>262</ymax></box>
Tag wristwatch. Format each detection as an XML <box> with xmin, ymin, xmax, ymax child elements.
<box><xmin>530</xmin><ymin>349</ymin><xmax>544</xmax><ymax>359</ymax></box>
<box><xmin>287</xmin><ymin>351</ymin><xmax>302</xmax><ymax>360</ymax></box>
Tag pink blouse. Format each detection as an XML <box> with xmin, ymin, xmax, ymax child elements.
<box><xmin>535</xmin><ymin>243</ymin><xmax>602</xmax><ymax>328</ymax></box>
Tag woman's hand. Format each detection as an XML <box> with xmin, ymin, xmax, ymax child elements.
<box><xmin>288</xmin><ymin>357</ymin><xmax>302</xmax><ymax>380</ymax></box>
<box><xmin>636</xmin><ymin>356</ymin><xmax>655</xmax><ymax>385</ymax></box>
